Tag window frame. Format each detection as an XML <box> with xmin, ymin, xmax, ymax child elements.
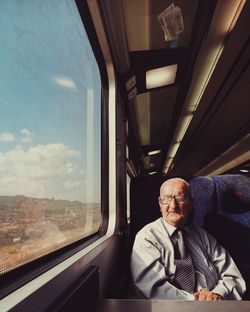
<box><xmin>0</xmin><ymin>0</ymin><xmax>112</xmax><ymax>301</ymax></box>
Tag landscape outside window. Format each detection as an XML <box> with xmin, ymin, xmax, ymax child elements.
<box><xmin>0</xmin><ymin>0</ymin><xmax>101</xmax><ymax>274</ymax></box>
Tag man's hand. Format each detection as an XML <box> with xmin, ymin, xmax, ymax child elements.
<box><xmin>193</xmin><ymin>289</ymin><xmax>224</xmax><ymax>301</ymax></box>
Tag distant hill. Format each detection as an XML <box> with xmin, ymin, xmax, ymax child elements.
<box><xmin>0</xmin><ymin>195</ymin><xmax>100</xmax><ymax>247</ymax></box>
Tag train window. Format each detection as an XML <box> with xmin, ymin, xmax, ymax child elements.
<box><xmin>0</xmin><ymin>0</ymin><xmax>101</xmax><ymax>275</ymax></box>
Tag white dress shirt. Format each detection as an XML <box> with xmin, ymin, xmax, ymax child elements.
<box><xmin>131</xmin><ymin>217</ymin><xmax>246</xmax><ymax>300</ymax></box>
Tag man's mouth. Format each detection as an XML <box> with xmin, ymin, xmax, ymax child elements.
<box><xmin>167</xmin><ymin>208</ymin><xmax>181</xmax><ymax>214</ymax></box>
<box><xmin>167</xmin><ymin>211</ymin><xmax>180</xmax><ymax>215</ymax></box>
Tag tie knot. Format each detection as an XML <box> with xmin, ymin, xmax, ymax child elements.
<box><xmin>172</xmin><ymin>228</ymin><xmax>183</xmax><ymax>241</ymax></box>
<box><xmin>172</xmin><ymin>229</ymin><xmax>185</xmax><ymax>258</ymax></box>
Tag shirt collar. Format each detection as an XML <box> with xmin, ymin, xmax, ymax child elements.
<box><xmin>161</xmin><ymin>217</ymin><xmax>189</xmax><ymax>236</ymax></box>
<box><xmin>161</xmin><ymin>218</ymin><xmax>177</xmax><ymax>236</ymax></box>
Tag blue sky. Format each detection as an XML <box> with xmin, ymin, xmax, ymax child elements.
<box><xmin>0</xmin><ymin>1</ymin><xmax>101</xmax><ymax>203</ymax></box>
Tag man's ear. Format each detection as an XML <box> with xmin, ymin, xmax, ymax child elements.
<box><xmin>158</xmin><ymin>196</ymin><xmax>162</xmax><ymax>211</ymax></box>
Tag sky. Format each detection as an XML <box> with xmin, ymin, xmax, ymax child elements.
<box><xmin>0</xmin><ymin>0</ymin><xmax>101</xmax><ymax>203</ymax></box>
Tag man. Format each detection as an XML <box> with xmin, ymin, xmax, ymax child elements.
<box><xmin>131</xmin><ymin>178</ymin><xmax>246</xmax><ymax>300</ymax></box>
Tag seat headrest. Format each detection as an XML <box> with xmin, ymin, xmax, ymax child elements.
<box><xmin>189</xmin><ymin>176</ymin><xmax>215</xmax><ymax>226</ymax></box>
<box><xmin>212</xmin><ymin>175</ymin><xmax>250</xmax><ymax>213</ymax></box>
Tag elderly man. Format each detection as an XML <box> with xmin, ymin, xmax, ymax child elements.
<box><xmin>131</xmin><ymin>178</ymin><xmax>246</xmax><ymax>300</ymax></box>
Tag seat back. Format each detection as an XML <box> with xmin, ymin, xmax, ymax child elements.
<box><xmin>189</xmin><ymin>176</ymin><xmax>215</xmax><ymax>227</ymax></box>
<box><xmin>211</xmin><ymin>174</ymin><xmax>250</xmax><ymax>299</ymax></box>
<box><xmin>212</xmin><ymin>174</ymin><xmax>250</xmax><ymax>226</ymax></box>
<box><xmin>129</xmin><ymin>175</ymin><xmax>165</xmax><ymax>249</ymax></box>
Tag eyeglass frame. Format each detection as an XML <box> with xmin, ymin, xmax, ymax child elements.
<box><xmin>158</xmin><ymin>194</ymin><xmax>190</xmax><ymax>205</ymax></box>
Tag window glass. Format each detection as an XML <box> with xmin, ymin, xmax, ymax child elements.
<box><xmin>0</xmin><ymin>0</ymin><xmax>101</xmax><ymax>274</ymax></box>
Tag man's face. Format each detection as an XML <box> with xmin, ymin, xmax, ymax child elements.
<box><xmin>159</xmin><ymin>179</ymin><xmax>190</xmax><ymax>227</ymax></box>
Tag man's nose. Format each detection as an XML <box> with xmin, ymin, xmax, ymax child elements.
<box><xmin>168</xmin><ymin>197</ymin><xmax>177</xmax><ymax>209</ymax></box>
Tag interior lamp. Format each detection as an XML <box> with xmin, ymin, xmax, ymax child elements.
<box><xmin>146</xmin><ymin>64</ymin><xmax>177</xmax><ymax>89</ymax></box>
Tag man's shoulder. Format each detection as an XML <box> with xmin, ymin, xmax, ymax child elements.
<box><xmin>141</xmin><ymin>217</ymin><xmax>162</xmax><ymax>229</ymax></box>
<box><xmin>133</xmin><ymin>217</ymin><xmax>171</xmax><ymax>248</ymax></box>
<box><xmin>136</xmin><ymin>218</ymin><xmax>164</xmax><ymax>237</ymax></box>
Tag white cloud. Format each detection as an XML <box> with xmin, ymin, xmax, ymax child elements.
<box><xmin>64</xmin><ymin>179</ymin><xmax>82</xmax><ymax>189</ymax></box>
<box><xmin>0</xmin><ymin>132</ymin><xmax>15</xmax><ymax>142</ymax></box>
<box><xmin>53</xmin><ymin>75</ymin><xmax>78</xmax><ymax>91</ymax></box>
<box><xmin>20</xmin><ymin>128</ymin><xmax>35</xmax><ymax>144</ymax></box>
<box><xmin>0</xmin><ymin>143</ymin><xmax>86</xmax><ymax>201</ymax></box>
<box><xmin>57</xmin><ymin>163</ymin><xmax>77</xmax><ymax>175</ymax></box>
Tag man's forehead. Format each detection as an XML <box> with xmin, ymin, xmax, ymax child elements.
<box><xmin>160</xmin><ymin>179</ymin><xmax>188</xmax><ymax>194</ymax></box>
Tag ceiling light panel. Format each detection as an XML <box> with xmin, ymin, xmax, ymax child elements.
<box><xmin>146</xmin><ymin>64</ymin><xmax>178</xmax><ymax>89</ymax></box>
<box><xmin>148</xmin><ymin>149</ymin><xmax>161</xmax><ymax>156</ymax></box>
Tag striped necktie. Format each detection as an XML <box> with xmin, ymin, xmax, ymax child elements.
<box><xmin>172</xmin><ymin>229</ymin><xmax>196</xmax><ymax>293</ymax></box>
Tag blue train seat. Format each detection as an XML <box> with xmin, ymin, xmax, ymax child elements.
<box><xmin>210</xmin><ymin>174</ymin><xmax>250</xmax><ymax>299</ymax></box>
<box><xmin>189</xmin><ymin>176</ymin><xmax>215</xmax><ymax>227</ymax></box>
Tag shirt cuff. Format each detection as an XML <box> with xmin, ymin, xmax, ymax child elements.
<box><xmin>182</xmin><ymin>291</ymin><xmax>196</xmax><ymax>300</ymax></box>
<box><xmin>211</xmin><ymin>286</ymin><xmax>226</xmax><ymax>299</ymax></box>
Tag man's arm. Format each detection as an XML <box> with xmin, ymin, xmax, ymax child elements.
<box><xmin>202</xmin><ymin>230</ymin><xmax>246</xmax><ymax>300</ymax></box>
<box><xmin>131</xmin><ymin>229</ymin><xmax>195</xmax><ymax>300</ymax></box>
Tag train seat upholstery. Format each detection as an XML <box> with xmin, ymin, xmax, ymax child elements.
<box><xmin>212</xmin><ymin>174</ymin><xmax>250</xmax><ymax>227</ymax></box>
<box><xmin>129</xmin><ymin>174</ymin><xmax>250</xmax><ymax>299</ymax></box>
<box><xmin>189</xmin><ymin>176</ymin><xmax>215</xmax><ymax>227</ymax></box>
<box><xmin>210</xmin><ymin>174</ymin><xmax>250</xmax><ymax>299</ymax></box>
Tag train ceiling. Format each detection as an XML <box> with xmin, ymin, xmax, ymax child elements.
<box><xmin>99</xmin><ymin>0</ymin><xmax>250</xmax><ymax>176</ymax></box>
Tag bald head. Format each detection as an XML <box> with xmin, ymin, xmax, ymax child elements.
<box><xmin>160</xmin><ymin>178</ymin><xmax>190</xmax><ymax>196</ymax></box>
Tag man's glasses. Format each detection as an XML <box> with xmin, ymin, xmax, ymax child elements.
<box><xmin>159</xmin><ymin>195</ymin><xmax>189</xmax><ymax>205</ymax></box>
